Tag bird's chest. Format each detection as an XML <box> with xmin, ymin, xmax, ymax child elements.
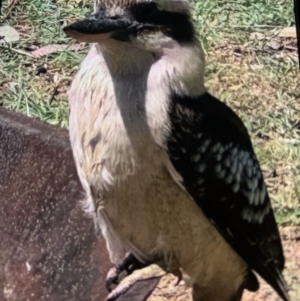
<box><xmin>76</xmin><ymin>107</ymin><xmax>174</xmax><ymax>258</ymax></box>
<box><xmin>69</xmin><ymin>71</ymin><xmax>166</xmax><ymax>203</ymax></box>
<box><xmin>68</xmin><ymin>48</ymin><xmax>177</xmax><ymax>258</ymax></box>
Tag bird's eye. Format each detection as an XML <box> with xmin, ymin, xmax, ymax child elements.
<box><xmin>127</xmin><ymin>23</ymin><xmax>157</xmax><ymax>36</ymax></box>
<box><xmin>129</xmin><ymin>2</ymin><xmax>194</xmax><ymax>43</ymax></box>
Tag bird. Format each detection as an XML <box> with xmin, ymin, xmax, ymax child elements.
<box><xmin>63</xmin><ymin>1</ymin><xmax>290</xmax><ymax>300</ymax></box>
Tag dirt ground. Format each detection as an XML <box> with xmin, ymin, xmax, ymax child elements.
<box><xmin>147</xmin><ymin>227</ymin><xmax>300</xmax><ymax>301</ymax></box>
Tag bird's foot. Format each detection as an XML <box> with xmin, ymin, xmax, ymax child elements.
<box><xmin>106</xmin><ymin>266</ymin><xmax>121</xmax><ymax>293</ymax></box>
<box><xmin>105</xmin><ymin>264</ymin><xmax>165</xmax><ymax>301</ymax></box>
<box><xmin>106</xmin><ymin>252</ymin><xmax>139</xmax><ymax>292</ymax></box>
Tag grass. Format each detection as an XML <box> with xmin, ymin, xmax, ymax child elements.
<box><xmin>0</xmin><ymin>0</ymin><xmax>299</xmax><ymax>224</ymax></box>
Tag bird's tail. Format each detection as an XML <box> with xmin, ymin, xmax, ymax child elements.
<box><xmin>274</xmin><ymin>272</ymin><xmax>290</xmax><ymax>301</ymax></box>
<box><xmin>264</xmin><ymin>268</ymin><xmax>290</xmax><ymax>301</ymax></box>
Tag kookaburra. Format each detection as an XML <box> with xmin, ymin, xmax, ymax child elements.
<box><xmin>63</xmin><ymin>1</ymin><xmax>290</xmax><ymax>301</ymax></box>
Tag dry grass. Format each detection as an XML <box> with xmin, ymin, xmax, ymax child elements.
<box><xmin>202</xmin><ymin>34</ymin><xmax>299</xmax><ymax>225</ymax></box>
<box><xmin>0</xmin><ymin>0</ymin><xmax>299</xmax><ymax>224</ymax></box>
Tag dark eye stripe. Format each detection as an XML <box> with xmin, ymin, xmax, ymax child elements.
<box><xmin>130</xmin><ymin>2</ymin><xmax>195</xmax><ymax>43</ymax></box>
<box><xmin>131</xmin><ymin>3</ymin><xmax>174</xmax><ymax>24</ymax></box>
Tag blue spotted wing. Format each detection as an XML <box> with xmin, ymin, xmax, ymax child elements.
<box><xmin>167</xmin><ymin>92</ymin><xmax>289</xmax><ymax>301</ymax></box>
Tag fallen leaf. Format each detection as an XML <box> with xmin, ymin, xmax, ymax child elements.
<box><xmin>31</xmin><ymin>43</ymin><xmax>84</xmax><ymax>58</ymax></box>
<box><xmin>277</xmin><ymin>27</ymin><xmax>296</xmax><ymax>38</ymax></box>
<box><xmin>209</xmin><ymin>18</ymin><xmax>218</xmax><ymax>27</ymax></box>
<box><xmin>250</xmin><ymin>32</ymin><xmax>265</xmax><ymax>40</ymax></box>
<box><xmin>268</xmin><ymin>39</ymin><xmax>281</xmax><ymax>50</ymax></box>
<box><xmin>229</xmin><ymin>84</ymin><xmax>243</xmax><ymax>91</ymax></box>
<box><xmin>0</xmin><ymin>25</ymin><xmax>20</xmax><ymax>43</ymax></box>
<box><xmin>53</xmin><ymin>72</ymin><xmax>60</xmax><ymax>84</ymax></box>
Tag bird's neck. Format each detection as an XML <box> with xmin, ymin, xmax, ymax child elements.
<box><xmin>96</xmin><ymin>42</ymin><xmax>155</xmax><ymax>78</ymax></box>
<box><xmin>95</xmin><ymin>40</ymin><xmax>207</xmax><ymax>98</ymax></box>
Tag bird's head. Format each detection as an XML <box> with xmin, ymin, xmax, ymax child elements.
<box><xmin>63</xmin><ymin>0</ymin><xmax>196</xmax><ymax>53</ymax></box>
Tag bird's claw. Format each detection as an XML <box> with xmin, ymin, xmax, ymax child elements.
<box><xmin>105</xmin><ymin>278</ymin><xmax>134</xmax><ymax>301</ymax></box>
<box><xmin>105</xmin><ymin>264</ymin><xmax>165</xmax><ymax>301</ymax></box>
<box><xmin>106</xmin><ymin>266</ymin><xmax>121</xmax><ymax>292</ymax></box>
<box><xmin>105</xmin><ymin>253</ymin><xmax>142</xmax><ymax>293</ymax></box>
<box><xmin>172</xmin><ymin>268</ymin><xmax>183</xmax><ymax>286</ymax></box>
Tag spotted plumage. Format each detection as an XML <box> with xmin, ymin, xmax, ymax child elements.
<box><xmin>167</xmin><ymin>92</ymin><xmax>288</xmax><ymax>300</ymax></box>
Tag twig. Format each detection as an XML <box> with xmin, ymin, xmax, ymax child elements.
<box><xmin>212</xmin><ymin>25</ymin><xmax>278</xmax><ymax>29</ymax></box>
<box><xmin>0</xmin><ymin>43</ymin><xmax>35</xmax><ymax>58</ymax></box>
<box><xmin>285</xmin><ymin>46</ymin><xmax>298</xmax><ymax>51</ymax></box>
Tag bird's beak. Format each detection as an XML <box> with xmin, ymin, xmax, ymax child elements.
<box><xmin>63</xmin><ymin>12</ymin><xmax>134</xmax><ymax>43</ymax></box>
